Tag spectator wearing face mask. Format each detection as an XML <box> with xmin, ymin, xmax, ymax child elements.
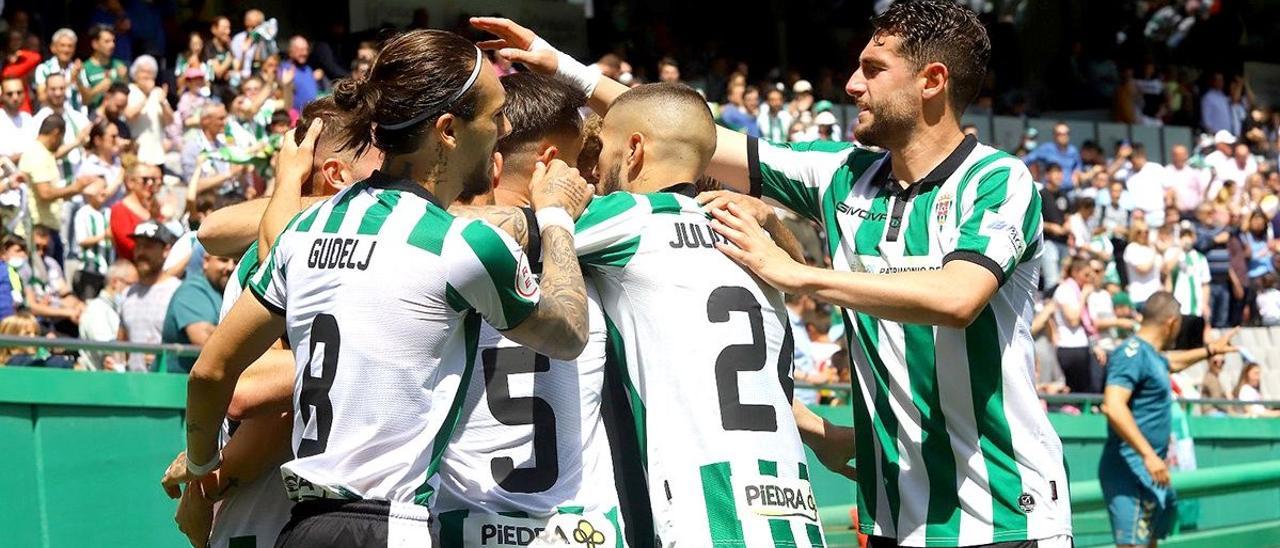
<box><xmin>78</xmin><ymin>260</ymin><xmax>138</xmax><ymax>371</ymax></box>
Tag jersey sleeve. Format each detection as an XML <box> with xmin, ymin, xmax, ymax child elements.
<box><xmin>748</xmin><ymin>137</ymin><xmax>862</xmax><ymax>223</ymax></box>
<box><xmin>445</xmin><ymin>219</ymin><xmax>541</xmax><ymax>331</ymax></box>
<box><xmin>573</xmin><ymin>192</ymin><xmax>650</xmax><ymax>268</ymax></box>
<box><xmin>944</xmin><ymin>160</ymin><xmax>1041</xmax><ymax>285</ymax></box>
<box><xmin>1105</xmin><ymin>341</ymin><xmax>1144</xmax><ymax>391</ymax></box>
<box><xmin>247</xmin><ymin>231</ymin><xmax>288</xmax><ymax>316</ymax></box>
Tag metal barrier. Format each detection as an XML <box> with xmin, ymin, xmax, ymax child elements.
<box><xmin>1070</xmin><ymin>460</ymin><xmax>1280</xmax><ymax>513</ymax></box>
<box><xmin>0</xmin><ymin>334</ymin><xmax>201</xmax><ymax>373</ymax></box>
<box><xmin>796</xmin><ymin>383</ymin><xmax>1280</xmax><ymax>410</ymax></box>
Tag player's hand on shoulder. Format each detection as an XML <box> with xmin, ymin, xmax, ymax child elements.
<box><xmin>697</xmin><ymin>190</ymin><xmax>774</xmax><ymax>225</ymax></box>
<box><xmin>530</xmin><ymin>159</ymin><xmax>593</xmax><ymax>220</ymax></box>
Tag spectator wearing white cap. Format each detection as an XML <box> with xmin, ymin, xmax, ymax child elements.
<box><xmin>1208</xmin><ymin>142</ymin><xmax>1258</xmax><ymax>202</ymax></box>
<box><xmin>118</xmin><ymin>220</ymin><xmax>181</xmax><ymax>372</ymax></box>
<box><xmin>814</xmin><ymin>110</ymin><xmax>841</xmax><ymax>142</ymax></box>
<box><xmin>788</xmin><ymin>78</ymin><xmax>815</xmax><ymax>131</ymax></box>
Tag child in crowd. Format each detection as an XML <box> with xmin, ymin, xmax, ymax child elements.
<box><xmin>1256</xmin><ymin>272</ymin><xmax>1280</xmax><ymax>326</ymax></box>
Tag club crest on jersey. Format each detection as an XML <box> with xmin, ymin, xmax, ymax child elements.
<box><xmin>934</xmin><ymin>194</ymin><xmax>952</xmax><ymax>225</ymax></box>
<box><xmin>1018</xmin><ymin>492</ymin><xmax>1036</xmax><ymax>513</ymax></box>
<box><xmin>515</xmin><ymin>254</ymin><xmax>538</xmax><ymax>299</ymax></box>
<box><xmin>735</xmin><ymin>474</ymin><xmax>819</xmax><ymax>522</ymax></box>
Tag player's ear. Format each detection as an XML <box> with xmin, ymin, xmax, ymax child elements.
<box><xmin>435</xmin><ymin>113</ymin><xmax>458</xmax><ymax>149</ymax></box>
<box><xmin>536</xmin><ymin>143</ymin><xmax>558</xmax><ymax>165</ymax></box>
<box><xmin>321</xmin><ymin>158</ymin><xmax>350</xmax><ymax>191</ymax></box>
<box><xmin>491</xmin><ymin>151</ymin><xmax>503</xmax><ymax>187</ymax></box>
<box><xmin>920</xmin><ymin>61</ymin><xmax>948</xmax><ymax>101</ymax></box>
<box><xmin>628</xmin><ymin>132</ymin><xmax>644</xmax><ymax>171</ymax></box>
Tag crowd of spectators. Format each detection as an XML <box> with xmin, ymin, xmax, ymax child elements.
<box><xmin>0</xmin><ymin>5</ymin><xmax>1274</xmax><ymax>418</ymax></box>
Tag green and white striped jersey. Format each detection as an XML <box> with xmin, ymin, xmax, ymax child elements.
<box><xmin>249</xmin><ymin>172</ymin><xmax>542</xmax><ymax>514</ymax></box>
<box><xmin>212</xmin><ymin>239</ymin><xmax>294</xmax><ymax>548</ymax></box>
<box><xmin>749</xmin><ymin>136</ymin><xmax>1072</xmax><ymax>546</ymax></box>
<box><xmin>1170</xmin><ymin>248</ymin><xmax>1210</xmax><ymax>317</ymax></box>
<box><xmin>571</xmin><ymin>185</ymin><xmax>826</xmax><ymax>548</ymax></box>
<box><xmin>33</xmin><ymin>57</ymin><xmax>83</xmax><ymax>110</ymax></box>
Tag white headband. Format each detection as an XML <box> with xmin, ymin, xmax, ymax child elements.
<box><xmin>381</xmin><ymin>47</ymin><xmax>485</xmax><ymax>131</ymax></box>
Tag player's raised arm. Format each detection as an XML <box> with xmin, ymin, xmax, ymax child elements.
<box><xmin>465</xmin><ymin>159</ymin><xmax>592</xmax><ymax>360</ymax></box>
<box><xmin>471</xmin><ymin>17</ymin><xmax>758</xmax><ymax>192</ymax></box>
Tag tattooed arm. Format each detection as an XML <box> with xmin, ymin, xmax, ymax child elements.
<box><xmin>449</xmin><ymin>205</ymin><xmax>533</xmax><ymax>250</ymax></box>
<box><xmin>499</xmin><ymin>160</ymin><xmax>593</xmax><ymax>361</ymax></box>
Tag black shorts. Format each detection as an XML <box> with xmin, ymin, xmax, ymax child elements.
<box><xmin>274</xmin><ymin>499</ymin><xmax>433</xmax><ymax>548</ymax></box>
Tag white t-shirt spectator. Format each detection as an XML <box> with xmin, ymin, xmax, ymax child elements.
<box><xmin>1125</xmin><ymin>162</ymin><xmax>1167</xmax><ymax>227</ymax></box>
<box><xmin>1124</xmin><ymin>242</ymin><xmax>1163</xmax><ymax>304</ymax></box>
<box><xmin>1257</xmin><ymin>289</ymin><xmax>1280</xmax><ymax>327</ymax></box>
<box><xmin>1067</xmin><ymin>213</ymin><xmax>1092</xmax><ymax>250</ymax></box>
<box><xmin>0</xmin><ymin>110</ymin><xmax>33</xmax><ymax>159</ymax></box>
<box><xmin>79</xmin><ymin>293</ymin><xmax>122</xmax><ymax>370</ymax></box>
<box><xmin>1210</xmin><ymin>156</ymin><xmax>1257</xmax><ymax>196</ymax></box>
<box><xmin>1238</xmin><ymin>383</ymin><xmax>1266</xmax><ymax>417</ymax></box>
<box><xmin>127</xmin><ymin>85</ymin><xmax>168</xmax><ymax>166</ymax></box>
<box><xmin>1052</xmin><ymin>279</ymin><xmax>1090</xmax><ymax>349</ymax></box>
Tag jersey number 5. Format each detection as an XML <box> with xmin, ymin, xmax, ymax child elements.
<box><xmin>482</xmin><ymin>347</ymin><xmax>559</xmax><ymax>493</ymax></box>
<box><xmin>708</xmin><ymin>286</ymin><xmax>794</xmax><ymax>433</ymax></box>
<box><xmin>298</xmin><ymin>313</ymin><xmax>340</xmax><ymax>458</ymax></box>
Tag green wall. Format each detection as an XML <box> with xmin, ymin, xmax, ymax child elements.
<box><xmin>2</xmin><ymin>368</ymin><xmax>1279</xmax><ymax>547</ymax></box>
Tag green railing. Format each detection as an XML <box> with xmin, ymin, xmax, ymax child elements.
<box><xmin>0</xmin><ymin>334</ymin><xmax>201</xmax><ymax>373</ymax></box>
<box><xmin>1071</xmin><ymin>460</ymin><xmax>1280</xmax><ymax>513</ymax></box>
<box><xmin>798</xmin><ymin>383</ymin><xmax>1280</xmax><ymax>410</ymax></box>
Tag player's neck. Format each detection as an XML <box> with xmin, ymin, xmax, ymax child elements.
<box><xmin>493</xmin><ymin>170</ymin><xmax>532</xmax><ymax>208</ymax></box>
<box><xmin>627</xmin><ymin>166</ymin><xmax>700</xmax><ymax>194</ymax></box>
<box><xmin>888</xmin><ymin>121</ymin><xmax>966</xmax><ymax>185</ymax></box>
<box><xmin>381</xmin><ymin>154</ymin><xmax>458</xmax><ymax>205</ymax></box>
<box><xmin>1136</xmin><ymin>326</ymin><xmax>1167</xmax><ymax>350</ymax></box>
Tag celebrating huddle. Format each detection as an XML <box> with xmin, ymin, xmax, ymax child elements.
<box><xmin>164</xmin><ymin>2</ymin><xmax>1074</xmax><ymax>548</ymax></box>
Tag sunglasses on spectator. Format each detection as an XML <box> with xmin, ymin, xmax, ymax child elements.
<box><xmin>3</xmin><ymin>91</ymin><xmax>21</xmax><ymax>96</ymax></box>
<box><xmin>136</xmin><ymin>176</ymin><xmax>161</xmax><ymax>184</ymax></box>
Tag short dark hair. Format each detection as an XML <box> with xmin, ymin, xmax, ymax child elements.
<box><xmin>1044</xmin><ymin>162</ymin><xmax>1063</xmax><ymax>173</ymax></box>
<box><xmin>1141</xmin><ymin>291</ymin><xmax>1181</xmax><ymax>325</ymax></box>
<box><xmin>1131</xmin><ymin>143</ymin><xmax>1147</xmax><ymax>157</ymax></box>
<box><xmin>87</xmin><ymin>23</ymin><xmax>114</xmax><ymax>43</ymax></box>
<box><xmin>37</xmin><ymin>114</ymin><xmax>65</xmax><ymax>136</ymax></box>
<box><xmin>658</xmin><ymin>57</ymin><xmax>678</xmax><ymax>70</ymax></box>
<box><xmin>107</xmin><ymin>82</ymin><xmax>130</xmax><ymax>96</ymax></box>
<box><xmin>870</xmin><ymin>0</ymin><xmax>990</xmax><ymax>112</ymax></box>
<box><xmin>496</xmin><ymin>72</ymin><xmax>584</xmax><ymax>155</ymax></box>
<box><xmin>296</xmin><ymin>96</ymin><xmax>356</xmax><ymax>151</ymax></box>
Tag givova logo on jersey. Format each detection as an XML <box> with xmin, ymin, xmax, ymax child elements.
<box><xmin>734</xmin><ymin>474</ymin><xmax>819</xmax><ymax>522</ymax></box>
<box><xmin>467</xmin><ymin>512</ymin><xmax>616</xmax><ymax>547</ymax></box>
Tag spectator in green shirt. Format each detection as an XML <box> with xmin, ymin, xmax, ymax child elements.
<box><xmin>78</xmin><ymin>24</ymin><xmax>128</xmax><ymax>111</ymax></box>
<box><xmin>161</xmin><ymin>252</ymin><xmax>235</xmax><ymax>372</ymax></box>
